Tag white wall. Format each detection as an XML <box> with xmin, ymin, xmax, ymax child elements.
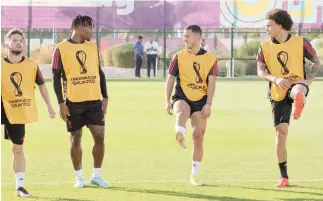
<box><xmin>39</xmin><ymin>64</ymin><xmax>165</xmax><ymax>79</ymax></box>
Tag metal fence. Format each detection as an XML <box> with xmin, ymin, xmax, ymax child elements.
<box><xmin>1</xmin><ymin>28</ymin><xmax>322</xmax><ymax>78</ymax></box>
<box><xmin>2</xmin><ymin>0</ymin><xmax>323</xmax><ymax>78</ymax></box>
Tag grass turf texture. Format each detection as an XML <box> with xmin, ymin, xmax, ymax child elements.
<box><xmin>2</xmin><ymin>80</ymin><xmax>323</xmax><ymax>201</ymax></box>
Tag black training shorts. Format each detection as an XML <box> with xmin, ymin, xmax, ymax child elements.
<box><xmin>65</xmin><ymin>99</ymin><xmax>105</xmax><ymax>132</ymax></box>
<box><xmin>1</xmin><ymin>101</ymin><xmax>25</xmax><ymax>145</ymax></box>
<box><xmin>172</xmin><ymin>92</ymin><xmax>207</xmax><ymax>116</ymax></box>
<box><xmin>271</xmin><ymin>84</ymin><xmax>309</xmax><ymax>127</ymax></box>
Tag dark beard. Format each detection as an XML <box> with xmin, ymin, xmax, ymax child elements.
<box><xmin>11</xmin><ymin>50</ymin><xmax>22</xmax><ymax>55</ymax></box>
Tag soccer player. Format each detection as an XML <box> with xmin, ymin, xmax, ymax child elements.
<box><xmin>1</xmin><ymin>29</ymin><xmax>56</xmax><ymax>197</ymax></box>
<box><xmin>165</xmin><ymin>25</ymin><xmax>217</xmax><ymax>186</ymax></box>
<box><xmin>257</xmin><ymin>9</ymin><xmax>321</xmax><ymax>188</ymax></box>
<box><xmin>52</xmin><ymin>15</ymin><xmax>109</xmax><ymax>188</ymax></box>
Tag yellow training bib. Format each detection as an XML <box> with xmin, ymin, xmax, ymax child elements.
<box><xmin>58</xmin><ymin>40</ymin><xmax>101</xmax><ymax>102</ymax></box>
<box><xmin>261</xmin><ymin>35</ymin><xmax>304</xmax><ymax>101</ymax></box>
<box><xmin>1</xmin><ymin>58</ymin><xmax>39</xmax><ymax>124</ymax></box>
<box><xmin>177</xmin><ymin>50</ymin><xmax>217</xmax><ymax>101</ymax></box>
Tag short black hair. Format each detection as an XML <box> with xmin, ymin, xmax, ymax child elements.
<box><xmin>184</xmin><ymin>25</ymin><xmax>202</xmax><ymax>35</ymax></box>
<box><xmin>72</xmin><ymin>15</ymin><xmax>94</xmax><ymax>29</ymax></box>
<box><xmin>138</xmin><ymin>36</ymin><xmax>143</xmax><ymax>40</ymax></box>
<box><xmin>265</xmin><ymin>9</ymin><xmax>293</xmax><ymax>31</ymax></box>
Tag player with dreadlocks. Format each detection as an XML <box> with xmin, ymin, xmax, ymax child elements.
<box><xmin>52</xmin><ymin>15</ymin><xmax>110</xmax><ymax>188</ymax></box>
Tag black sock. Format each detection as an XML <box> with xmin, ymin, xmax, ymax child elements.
<box><xmin>279</xmin><ymin>161</ymin><xmax>288</xmax><ymax>179</ymax></box>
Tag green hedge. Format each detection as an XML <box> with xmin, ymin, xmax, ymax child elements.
<box><xmin>166</xmin><ymin>44</ymin><xmax>185</xmax><ymax>59</ymax></box>
<box><xmin>112</xmin><ymin>43</ymin><xmax>136</xmax><ymax>68</ymax></box>
<box><xmin>102</xmin><ymin>42</ymin><xmax>150</xmax><ymax>68</ymax></box>
<box><xmin>155</xmin><ymin>45</ymin><xmax>185</xmax><ymax>70</ymax></box>
<box><xmin>102</xmin><ymin>47</ymin><xmax>113</xmax><ymax>67</ymax></box>
<box><xmin>236</xmin><ymin>40</ymin><xmax>260</xmax><ymax>76</ymax></box>
<box><xmin>102</xmin><ymin>43</ymin><xmax>136</xmax><ymax>68</ymax></box>
<box><xmin>218</xmin><ymin>60</ymin><xmax>249</xmax><ymax>77</ymax></box>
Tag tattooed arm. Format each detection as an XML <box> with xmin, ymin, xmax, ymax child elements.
<box><xmin>303</xmin><ymin>38</ymin><xmax>321</xmax><ymax>85</ymax></box>
<box><xmin>306</xmin><ymin>55</ymin><xmax>321</xmax><ymax>85</ymax></box>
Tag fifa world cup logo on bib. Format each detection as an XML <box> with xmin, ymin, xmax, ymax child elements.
<box><xmin>10</xmin><ymin>72</ymin><xmax>23</xmax><ymax>97</ymax></box>
<box><xmin>277</xmin><ymin>51</ymin><xmax>289</xmax><ymax>75</ymax></box>
<box><xmin>193</xmin><ymin>62</ymin><xmax>203</xmax><ymax>83</ymax></box>
<box><xmin>76</xmin><ymin>50</ymin><xmax>88</xmax><ymax>74</ymax></box>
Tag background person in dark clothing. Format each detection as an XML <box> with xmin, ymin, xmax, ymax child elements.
<box><xmin>134</xmin><ymin>36</ymin><xmax>144</xmax><ymax>78</ymax></box>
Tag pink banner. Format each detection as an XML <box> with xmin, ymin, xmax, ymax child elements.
<box><xmin>1</xmin><ymin>0</ymin><xmax>322</xmax><ymax>29</ymax></box>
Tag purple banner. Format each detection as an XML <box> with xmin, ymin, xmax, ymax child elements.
<box><xmin>1</xmin><ymin>0</ymin><xmax>322</xmax><ymax>29</ymax></box>
<box><xmin>1</xmin><ymin>1</ymin><xmax>220</xmax><ymax>29</ymax></box>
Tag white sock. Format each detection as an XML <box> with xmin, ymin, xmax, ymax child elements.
<box><xmin>191</xmin><ymin>161</ymin><xmax>201</xmax><ymax>177</ymax></box>
<box><xmin>92</xmin><ymin>168</ymin><xmax>101</xmax><ymax>178</ymax></box>
<box><xmin>15</xmin><ymin>172</ymin><xmax>24</xmax><ymax>190</ymax></box>
<box><xmin>175</xmin><ymin>125</ymin><xmax>186</xmax><ymax>136</ymax></box>
<box><xmin>75</xmin><ymin>170</ymin><xmax>84</xmax><ymax>181</ymax></box>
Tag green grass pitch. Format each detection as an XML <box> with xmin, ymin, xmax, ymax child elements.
<box><xmin>2</xmin><ymin>80</ymin><xmax>323</xmax><ymax>201</ymax></box>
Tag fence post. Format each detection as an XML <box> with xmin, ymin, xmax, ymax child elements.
<box><xmin>27</xmin><ymin>0</ymin><xmax>32</xmax><ymax>57</ymax></box>
<box><xmin>96</xmin><ymin>30</ymin><xmax>99</xmax><ymax>47</ymax></box>
<box><xmin>27</xmin><ymin>29</ymin><xmax>31</xmax><ymax>58</ymax></box>
<box><xmin>163</xmin><ymin>28</ymin><xmax>167</xmax><ymax>78</ymax></box>
<box><xmin>163</xmin><ymin>0</ymin><xmax>167</xmax><ymax>78</ymax></box>
<box><xmin>230</xmin><ymin>26</ymin><xmax>234</xmax><ymax>78</ymax></box>
<box><xmin>96</xmin><ymin>6</ymin><xmax>100</xmax><ymax>47</ymax></box>
<box><xmin>52</xmin><ymin>29</ymin><xmax>56</xmax><ymax>44</ymax></box>
<box><xmin>298</xmin><ymin>1</ymin><xmax>305</xmax><ymax>36</ymax></box>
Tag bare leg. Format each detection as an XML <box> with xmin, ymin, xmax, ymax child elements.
<box><xmin>189</xmin><ymin>111</ymin><xmax>207</xmax><ymax>185</ymax></box>
<box><xmin>88</xmin><ymin>125</ymin><xmax>105</xmax><ymax>169</ymax></box>
<box><xmin>173</xmin><ymin>100</ymin><xmax>190</xmax><ymax>148</ymax></box>
<box><xmin>275</xmin><ymin>123</ymin><xmax>289</xmax><ymax>165</ymax></box>
<box><xmin>70</xmin><ymin>129</ymin><xmax>83</xmax><ymax>171</ymax></box>
<box><xmin>190</xmin><ymin>112</ymin><xmax>207</xmax><ymax>162</ymax></box>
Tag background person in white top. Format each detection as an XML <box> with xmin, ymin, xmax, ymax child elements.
<box><xmin>201</xmin><ymin>38</ymin><xmax>209</xmax><ymax>51</ymax></box>
<box><xmin>144</xmin><ymin>37</ymin><xmax>160</xmax><ymax>77</ymax></box>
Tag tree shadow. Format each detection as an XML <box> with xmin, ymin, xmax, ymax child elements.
<box><xmin>227</xmin><ymin>185</ymin><xmax>323</xmax><ymax>197</ymax></box>
<box><xmin>289</xmin><ymin>184</ymin><xmax>323</xmax><ymax>191</ymax></box>
<box><xmin>279</xmin><ymin>199</ymin><xmax>323</xmax><ymax>201</ymax></box>
<box><xmin>110</xmin><ymin>186</ymin><xmax>270</xmax><ymax>201</ymax></box>
<box><xmin>33</xmin><ymin>196</ymin><xmax>94</xmax><ymax>201</ymax></box>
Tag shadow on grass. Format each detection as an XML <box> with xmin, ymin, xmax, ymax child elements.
<box><xmin>279</xmin><ymin>199</ymin><xmax>323</xmax><ymax>201</ymax></box>
<box><xmin>221</xmin><ymin>184</ymin><xmax>323</xmax><ymax>198</ymax></box>
<box><xmin>110</xmin><ymin>186</ymin><xmax>270</xmax><ymax>201</ymax></box>
<box><xmin>33</xmin><ymin>196</ymin><xmax>94</xmax><ymax>201</ymax></box>
<box><xmin>290</xmin><ymin>184</ymin><xmax>323</xmax><ymax>191</ymax></box>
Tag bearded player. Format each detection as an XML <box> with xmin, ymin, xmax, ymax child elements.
<box><xmin>165</xmin><ymin>25</ymin><xmax>217</xmax><ymax>186</ymax></box>
<box><xmin>2</xmin><ymin>29</ymin><xmax>55</xmax><ymax>197</ymax></box>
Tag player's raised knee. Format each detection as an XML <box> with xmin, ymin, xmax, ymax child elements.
<box><xmin>292</xmin><ymin>84</ymin><xmax>307</xmax><ymax>94</ymax></box>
